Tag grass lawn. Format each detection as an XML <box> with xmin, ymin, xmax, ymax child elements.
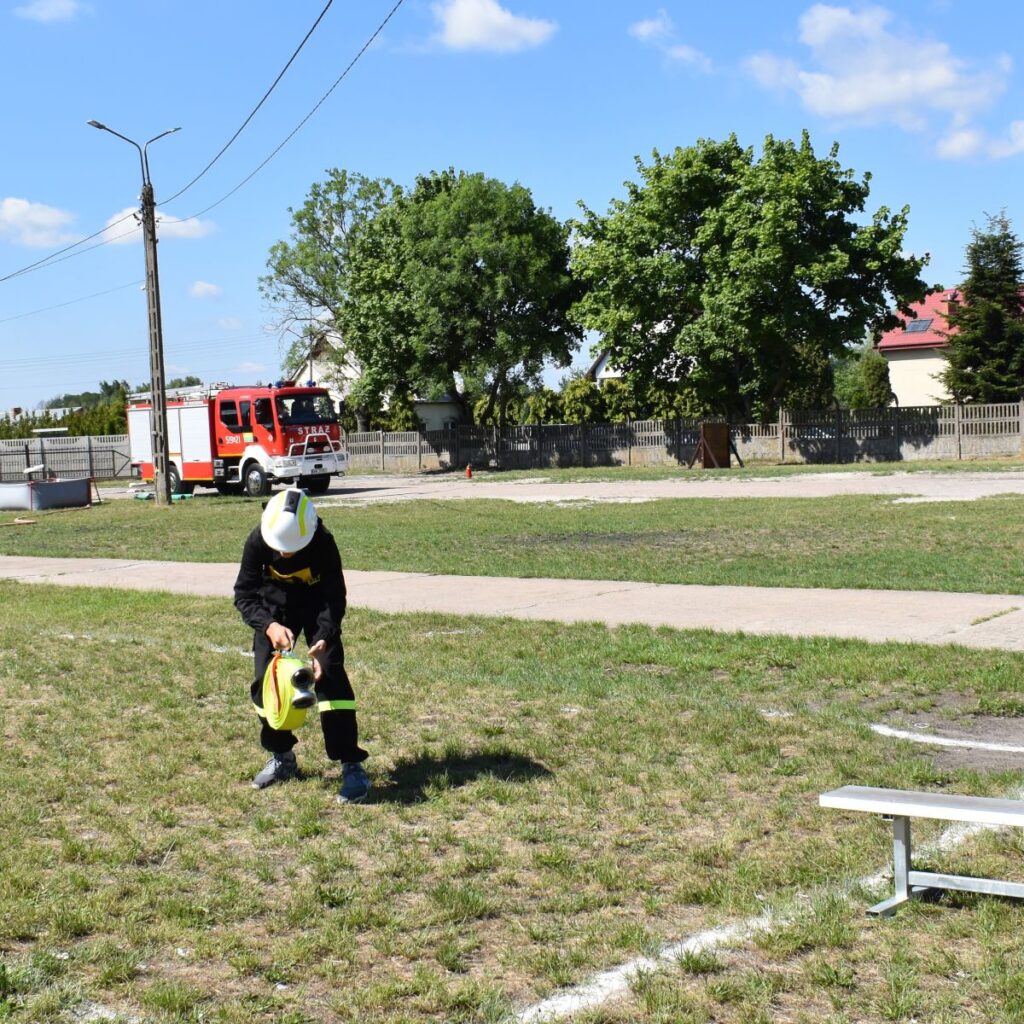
<box><xmin>4</xmin><ymin>493</ymin><xmax>1024</xmax><ymax>594</ymax></box>
<box><xmin>4</xmin><ymin>583</ymin><xmax>1024</xmax><ymax>1022</ymax></box>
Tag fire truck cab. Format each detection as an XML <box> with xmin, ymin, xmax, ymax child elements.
<box><xmin>127</xmin><ymin>381</ymin><xmax>349</xmax><ymax>497</ymax></box>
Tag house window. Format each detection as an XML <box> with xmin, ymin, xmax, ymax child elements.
<box><xmin>904</xmin><ymin>318</ymin><xmax>933</xmax><ymax>333</ymax></box>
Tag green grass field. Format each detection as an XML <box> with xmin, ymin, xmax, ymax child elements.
<box><xmin>6</xmin><ymin>474</ymin><xmax>1024</xmax><ymax>1021</ymax></box>
<box><xmin>4</xmin><ymin>583</ymin><xmax>1024</xmax><ymax>1022</ymax></box>
<box><xmin>4</xmin><ymin>492</ymin><xmax>1024</xmax><ymax>593</ymax></box>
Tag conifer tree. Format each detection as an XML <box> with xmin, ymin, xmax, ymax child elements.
<box><xmin>942</xmin><ymin>213</ymin><xmax>1024</xmax><ymax>402</ymax></box>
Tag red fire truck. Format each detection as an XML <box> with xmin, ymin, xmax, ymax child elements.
<box><xmin>127</xmin><ymin>381</ymin><xmax>349</xmax><ymax>497</ymax></box>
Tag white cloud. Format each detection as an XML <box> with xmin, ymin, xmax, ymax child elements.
<box><xmin>13</xmin><ymin>0</ymin><xmax>85</xmax><ymax>21</ymax></box>
<box><xmin>431</xmin><ymin>0</ymin><xmax>556</xmax><ymax>53</ymax></box>
<box><xmin>236</xmin><ymin>361</ymin><xmax>266</xmax><ymax>375</ymax></box>
<box><xmin>217</xmin><ymin>317</ymin><xmax>243</xmax><ymax>331</ymax></box>
<box><xmin>989</xmin><ymin>120</ymin><xmax>1024</xmax><ymax>159</ymax></box>
<box><xmin>744</xmin><ymin>4</ymin><xmax>1014</xmax><ymax>157</ymax></box>
<box><xmin>0</xmin><ymin>197</ymin><xmax>80</xmax><ymax>247</ymax></box>
<box><xmin>628</xmin><ymin>9</ymin><xmax>711</xmax><ymax>73</ymax></box>
<box><xmin>628</xmin><ymin>9</ymin><xmax>671</xmax><ymax>42</ymax></box>
<box><xmin>189</xmin><ymin>280</ymin><xmax>222</xmax><ymax>299</ymax></box>
<box><xmin>936</xmin><ymin>128</ymin><xmax>984</xmax><ymax>160</ymax></box>
<box><xmin>665</xmin><ymin>44</ymin><xmax>712</xmax><ymax>72</ymax></box>
<box><xmin>101</xmin><ymin>207</ymin><xmax>214</xmax><ymax>245</ymax></box>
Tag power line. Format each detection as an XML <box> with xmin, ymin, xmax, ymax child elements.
<box><xmin>0</xmin><ymin>332</ymin><xmax>273</xmax><ymax>372</ymax></box>
<box><xmin>159</xmin><ymin>0</ymin><xmax>334</xmax><ymax>208</ymax></box>
<box><xmin>0</xmin><ymin>279</ymin><xmax>143</xmax><ymax>325</ymax></box>
<box><xmin>0</xmin><ymin>0</ymin><xmax>406</xmax><ymax>286</ymax></box>
<box><xmin>0</xmin><ymin>211</ymin><xmax>137</xmax><ymax>285</ymax></box>
<box><xmin>164</xmin><ymin>0</ymin><xmax>407</xmax><ymax>223</ymax></box>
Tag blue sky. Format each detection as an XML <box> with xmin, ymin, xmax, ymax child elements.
<box><xmin>1</xmin><ymin>0</ymin><xmax>1021</xmax><ymax>411</ymax></box>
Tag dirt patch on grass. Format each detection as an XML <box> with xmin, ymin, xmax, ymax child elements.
<box><xmin>880</xmin><ymin>710</ymin><xmax>1024</xmax><ymax>772</ymax></box>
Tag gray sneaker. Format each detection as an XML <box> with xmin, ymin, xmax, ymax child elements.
<box><xmin>338</xmin><ymin>761</ymin><xmax>370</xmax><ymax>803</ymax></box>
<box><xmin>252</xmin><ymin>750</ymin><xmax>298</xmax><ymax>789</ymax></box>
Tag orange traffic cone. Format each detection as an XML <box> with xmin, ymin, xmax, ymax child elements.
<box><xmin>466</xmin><ymin>463</ymin><xmax>473</xmax><ymax>479</ymax></box>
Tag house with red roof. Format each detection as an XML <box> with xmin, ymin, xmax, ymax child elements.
<box><xmin>877</xmin><ymin>289</ymin><xmax>959</xmax><ymax>406</ymax></box>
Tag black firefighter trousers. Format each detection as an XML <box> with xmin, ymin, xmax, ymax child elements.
<box><xmin>250</xmin><ymin>621</ymin><xmax>368</xmax><ymax>764</ymax></box>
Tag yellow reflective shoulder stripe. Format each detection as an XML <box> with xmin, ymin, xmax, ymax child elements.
<box><xmin>318</xmin><ymin>699</ymin><xmax>356</xmax><ymax>712</ymax></box>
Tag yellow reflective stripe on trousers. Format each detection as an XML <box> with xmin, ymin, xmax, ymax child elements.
<box><xmin>318</xmin><ymin>699</ymin><xmax>356</xmax><ymax>712</ymax></box>
<box><xmin>258</xmin><ymin>701</ymin><xmax>356</xmax><ymax>715</ymax></box>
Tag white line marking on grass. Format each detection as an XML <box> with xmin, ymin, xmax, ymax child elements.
<box><xmin>871</xmin><ymin>723</ymin><xmax>1024</xmax><ymax>753</ymax></box>
<box><xmin>515</xmin><ymin>751</ymin><xmax>1024</xmax><ymax>1023</ymax></box>
<box><xmin>516</xmin><ymin>915</ymin><xmax>776</xmax><ymax>1023</ymax></box>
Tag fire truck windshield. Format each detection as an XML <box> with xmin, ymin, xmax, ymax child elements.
<box><xmin>275</xmin><ymin>394</ymin><xmax>336</xmax><ymax>426</ymax></box>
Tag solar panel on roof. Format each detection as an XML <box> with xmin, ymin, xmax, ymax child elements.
<box><xmin>904</xmin><ymin>318</ymin><xmax>933</xmax><ymax>333</ymax></box>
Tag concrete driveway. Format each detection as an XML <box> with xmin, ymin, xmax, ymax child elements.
<box><xmin>103</xmin><ymin>469</ymin><xmax>1024</xmax><ymax>506</ymax></box>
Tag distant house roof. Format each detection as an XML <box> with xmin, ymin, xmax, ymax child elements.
<box><xmin>585</xmin><ymin>349</ymin><xmax>621</xmax><ymax>381</ymax></box>
<box><xmin>877</xmin><ymin>289</ymin><xmax>960</xmax><ymax>353</ymax></box>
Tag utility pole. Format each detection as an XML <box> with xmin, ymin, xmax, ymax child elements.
<box><xmin>139</xmin><ymin>178</ymin><xmax>171</xmax><ymax>506</ymax></box>
<box><xmin>88</xmin><ymin>120</ymin><xmax>180</xmax><ymax>506</ymax></box>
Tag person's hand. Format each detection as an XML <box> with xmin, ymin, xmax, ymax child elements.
<box><xmin>308</xmin><ymin>639</ymin><xmax>327</xmax><ymax>681</ymax></box>
<box><xmin>266</xmin><ymin>622</ymin><xmax>294</xmax><ymax>650</ymax></box>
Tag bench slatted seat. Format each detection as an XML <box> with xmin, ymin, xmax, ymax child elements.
<box><xmin>820</xmin><ymin>785</ymin><xmax>1024</xmax><ymax>917</ymax></box>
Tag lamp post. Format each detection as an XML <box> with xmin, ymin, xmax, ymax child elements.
<box><xmin>87</xmin><ymin>120</ymin><xmax>180</xmax><ymax>506</ymax></box>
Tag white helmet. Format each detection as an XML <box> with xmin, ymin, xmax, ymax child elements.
<box><xmin>260</xmin><ymin>488</ymin><xmax>318</xmax><ymax>553</ymax></box>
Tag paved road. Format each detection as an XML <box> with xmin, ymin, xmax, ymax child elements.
<box><xmin>2</xmin><ymin>555</ymin><xmax>1022</xmax><ymax>652</ymax></box>
<box><xmin>102</xmin><ymin>469</ymin><xmax>1024</xmax><ymax>506</ymax></box>
<box><xmin>319</xmin><ymin>470</ymin><xmax>1024</xmax><ymax>505</ymax></box>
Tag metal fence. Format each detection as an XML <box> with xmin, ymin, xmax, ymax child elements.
<box><xmin>3</xmin><ymin>401</ymin><xmax>1022</xmax><ymax>483</ymax></box>
<box><xmin>0</xmin><ymin>435</ymin><xmax>131</xmax><ymax>483</ymax></box>
<box><xmin>347</xmin><ymin>402</ymin><xmax>1024</xmax><ymax>472</ymax></box>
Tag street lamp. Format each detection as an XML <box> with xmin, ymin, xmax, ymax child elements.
<box><xmin>87</xmin><ymin>120</ymin><xmax>181</xmax><ymax>506</ymax></box>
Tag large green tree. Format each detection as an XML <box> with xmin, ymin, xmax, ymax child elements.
<box><xmin>571</xmin><ymin>132</ymin><xmax>929</xmax><ymax>421</ymax></box>
<box><xmin>260</xmin><ymin>169</ymin><xmax>399</xmax><ymax>423</ymax></box>
<box><xmin>262</xmin><ymin>168</ymin><xmax>582</xmax><ymax>430</ymax></box>
<box><xmin>342</xmin><ymin>168</ymin><xmax>582</xmax><ymax>427</ymax></box>
<box><xmin>941</xmin><ymin>213</ymin><xmax>1024</xmax><ymax>402</ymax></box>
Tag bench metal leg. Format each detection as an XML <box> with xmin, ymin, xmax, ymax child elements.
<box><xmin>868</xmin><ymin>815</ymin><xmax>929</xmax><ymax>917</ymax></box>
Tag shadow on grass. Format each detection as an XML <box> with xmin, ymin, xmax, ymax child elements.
<box><xmin>372</xmin><ymin>749</ymin><xmax>552</xmax><ymax>804</ymax></box>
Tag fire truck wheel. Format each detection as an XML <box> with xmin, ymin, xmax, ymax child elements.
<box><xmin>167</xmin><ymin>464</ymin><xmax>195</xmax><ymax>496</ymax></box>
<box><xmin>243</xmin><ymin>463</ymin><xmax>271</xmax><ymax>498</ymax></box>
<box><xmin>299</xmin><ymin>474</ymin><xmax>331</xmax><ymax>495</ymax></box>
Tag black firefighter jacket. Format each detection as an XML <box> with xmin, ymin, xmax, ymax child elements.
<box><xmin>233</xmin><ymin>520</ymin><xmax>347</xmax><ymax>646</ymax></box>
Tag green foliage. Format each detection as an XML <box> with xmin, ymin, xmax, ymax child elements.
<box><xmin>560</xmin><ymin>375</ymin><xmax>605</xmax><ymax>424</ymax></box>
<box><xmin>859</xmin><ymin>350</ymin><xmax>895</xmax><ymax>408</ymax></box>
<box><xmin>343</xmin><ymin>168</ymin><xmax>582</xmax><ymax>427</ymax></box>
<box><xmin>572</xmin><ymin>132</ymin><xmax>929</xmax><ymax>422</ymax></box>
<box><xmin>260</xmin><ymin>169</ymin><xmax>400</xmax><ymax>420</ymax></box>
<box><xmin>166</xmin><ymin>375</ymin><xmax>202</xmax><ymax>390</ymax></box>
<box><xmin>520</xmin><ymin>387</ymin><xmax>562</xmax><ymax>425</ymax></box>
<box><xmin>0</xmin><ymin>381</ymin><xmax>128</xmax><ymax>438</ymax></box>
<box><xmin>834</xmin><ymin>345</ymin><xmax>894</xmax><ymax>409</ymax></box>
<box><xmin>941</xmin><ymin>212</ymin><xmax>1024</xmax><ymax>403</ymax></box>
<box><xmin>262</xmin><ymin>167</ymin><xmax>582</xmax><ymax>430</ymax></box>
<box><xmin>380</xmin><ymin>391</ymin><xmax>421</xmax><ymax>432</ymax></box>
<box><xmin>600</xmin><ymin>377</ymin><xmax>641</xmax><ymax>422</ymax></box>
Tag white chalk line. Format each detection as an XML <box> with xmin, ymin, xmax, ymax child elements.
<box><xmin>515</xmin><ymin>727</ymin><xmax>1024</xmax><ymax>1023</ymax></box>
<box><xmin>871</xmin><ymin>723</ymin><xmax>1024</xmax><ymax>754</ymax></box>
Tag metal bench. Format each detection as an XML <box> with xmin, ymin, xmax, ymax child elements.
<box><xmin>820</xmin><ymin>785</ymin><xmax>1024</xmax><ymax>917</ymax></box>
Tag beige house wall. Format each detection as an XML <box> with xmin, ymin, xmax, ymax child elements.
<box><xmin>884</xmin><ymin>349</ymin><xmax>950</xmax><ymax>406</ymax></box>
